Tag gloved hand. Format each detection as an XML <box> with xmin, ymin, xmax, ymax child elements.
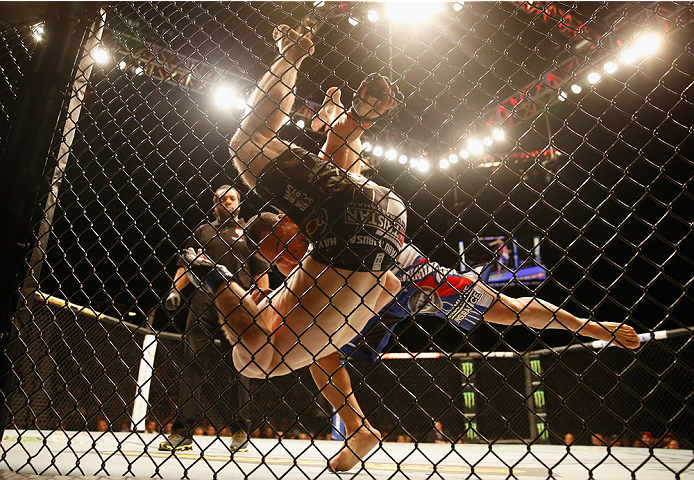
<box><xmin>164</xmin><ymin>289</ymin><xmax>182</xmax><ymax>311</ymax></box>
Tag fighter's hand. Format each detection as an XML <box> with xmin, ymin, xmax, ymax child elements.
<box><xmin>311</xmin><ymin>86</ymin><xmax>344</xmax><ymax>132</ymax></box>
<box><xmin>353</xmin><ymin>74</ymin><xmax>402</xmax><ymax>122</ymax></box>
<box><xmin>163</xmin><ymin>289</ymin><xmax>181</xmax><ymax>311</ymax></box>
<box><xmin>249</xmin><ymin>286</ymin><xmax>273</xmax><ymax>305</ymax></box>
<box><xmin>599</xmin><ymin>322</ymin><xmax>641</xmax><ymax>349</ymax></box>
<box><xmin>273</xmin><ymin>24</ymin><xmax>315</xmax><ymax>59</ymax></box>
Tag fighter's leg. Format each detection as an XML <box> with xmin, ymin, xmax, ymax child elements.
<box><xmin>309</xmin><ymin>353</ymin><xmax>381</xmax><ymax>472</ymax></box>
<box><xmin>230</xmin><ymin>25</ymin><xmax>314</xmax><ymax>187</ymax></box>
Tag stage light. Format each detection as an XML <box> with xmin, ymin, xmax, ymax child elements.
<box><xmin>386</xmin><ymin>2</ymin><xmax>443</xmax><ymax>24</ymax></box>
<box><xmin>635</xmin><ymin>33</ymin><xmax>660</xmax><ymax>56</ymax></box>
<box><xmin>367</xmin><ymin>10</ymin><xmax>380</xmax><ymax>22</ymax></box>
<box><xmin>453</xmin><ymin>2</ymin><xmax>464</xmax><ymax>12</ymax></box>
<box><xmin>409</xmin><ymin>157</ymin><xmax>420</xmax><ymax>168</ymax></box>
<box><xmin>363</xmin><ymin>142</ymin><xmax>372</xmax><ymax>152</ymax></box>
<box><xmin>398</xmin><ymin>155</ymin><xmax>408</xmax><ymax>164</ymax></box>
<box><xmin>417</xmin><ymin>160</ymin><xmax>430</xmax><ymax>172</ymax></box>
<box><xmin>32</xmin><ymin>24</ymin><xmax>44</xmax><ymax>41</ymax></box>
<box><xmin>373</xmin><ymin>146</ymin><xmax>384</xmax><ymax>156</ymax></box>
<box><xmin>604</xmin><ymin>62</ymin><xmax>617</xmax><ymax>74</ymax></box>
<box><xmin>492</xmin><ymin>128</ymin><xmax>504</xmax><ymax>140</ymax></box>
<box><xmin>558</xmin><ymin>90</ymin><xmax>568</xmax><ymax>101</ymax></box>
<box><xmin>439</xmin><ymin>159</ymin><xmax>449</xmax><ymax>169</ymax></box>
<box><xmin>468</xmin><ymin>140</ymin><xmax>483</xmax><ymax>155</ymax></box>
<box><xmin>135</xmin><ymin>66</ymin><xmax>144</xmax><ymax>75</ymax></box>
<box><xmin>459</xmin><ymin>149</ymin><xmax>469</xmax><ymax>159</ymax></box>
<box><xmin>313</xmin><ymin>1</ymin><xmax>325</xmax><ymax>7</ymax></box>
<box><xmin>296</xmin><ymin>119</ymin><xmax>305</xmax><ymax>128</ymax></box>
<box><xmin>449</xmin><ymin>154</ymin><xmax>458</xmax><ymax>163</ymax></box>
<box><xmin>94</xmin><ymin>49</ymin><xmax>109</xmax><ymax>65</ymax></box>
<box><xmin>118</xmin><ymin>61</ymin><xmax>127</xmax><ymax>70</ymax></box>
<box><xmin>348</xmin><ymin>17</ymin><xmax>359</xmax><ymax>26</ymax></box>
<box><xmin>587</xmin><ymin>72</ymin><xmax>601</xmax><ymax>84</ymax></box>
<box><xmin>214</xmin><ymin>85</ymin><xmax>237</xmax><ymax>110</ymax></box>
<box><xmin>282</xmin><ymin>116</ymin><xmax>290</xmax><ymax>125</ymax></box>
<box><xmin>483</xmin><ymin>136</ymin><xmax>493</xmax><ymax>147</ymax></box>
<box><xmin>385</xmin><ymin>149</ymin><xmax>397</xmax><ymax>160</ymax></box>
<box><xmin>620</xmin><ymin>48</ymin><xmax>638</xmax><ymax>64</ymax></box>
<box><xmin>571</xmin><ymin>84</ymin><xmax>582</xmax><ymax>94</ymax></box>
<box><xmin>235</xmin><ymin>98</ymin><xmax>247</xmax><ymax>110</ymax></box>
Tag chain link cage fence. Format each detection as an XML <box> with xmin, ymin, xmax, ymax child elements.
<box><xmin>1</xmin><ymin>1</ymin><xmax>693</xmax><ymax>479</ymax></box>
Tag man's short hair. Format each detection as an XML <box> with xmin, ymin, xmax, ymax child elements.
<box><xmin>214</xmin><ymin>184</ymin><xmax>240</xmax><ymax>203</ymax></box>
<box><xmin>245</xmin><ymin>212</ymin><xmax>281</xmax><ymax>249</ymax></box>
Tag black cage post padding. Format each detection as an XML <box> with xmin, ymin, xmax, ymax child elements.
<box><xmin>1</xmin><ymin>1</ymin><xmax>693</xmax><ymax>477</ymax></box>
<box><xmin>0</xmin><ymin>4</ymin><xmax>97</xmax><ymax>438</ymax></box>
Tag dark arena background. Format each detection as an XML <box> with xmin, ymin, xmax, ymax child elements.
<box><xmin>0</xmin><ymin>2</ymin><xmax>693</xmax><ymax>479</ymax></box>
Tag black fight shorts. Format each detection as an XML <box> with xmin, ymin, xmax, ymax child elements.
<box><xmin>255</xmin><ymin>147</ymin><xmax>406</xmax><ymax>271</ymax></box>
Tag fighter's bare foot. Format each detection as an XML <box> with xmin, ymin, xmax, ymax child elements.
<box><xmin>329</xmin><ymin>425</ymin><xmax>381</xmax><ymax>472</ymax></box>
<box><xmin>274</xmin><ymin>24</ymin><xmax>314</xmax><ymax>59</ymax></box>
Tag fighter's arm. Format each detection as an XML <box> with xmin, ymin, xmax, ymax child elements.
<box><xmin>481</xmin><ymin>286</ymin><xmax>640</xmax><ymax>349</ymax></box>
<box><xmin>313</xmin><ymin>77</ymin><xmax>400</xmax><ymax>174</ymax></box>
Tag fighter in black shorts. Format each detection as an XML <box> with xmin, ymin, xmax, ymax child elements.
<box><xmin>255</xmin><ymin>146</ymin><xmax>405</xmax><ymax>271</ymax></box>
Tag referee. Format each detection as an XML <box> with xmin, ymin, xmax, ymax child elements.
<box><xmin>159</xmin><ymin>185</ymin><xmax>269</xmax><ymax>452</ymax></box>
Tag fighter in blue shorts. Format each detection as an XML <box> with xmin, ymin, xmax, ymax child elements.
<box><xmin>339</xmin><ymin>243</ymin><xmax>496</xmax><ymax>362</ymax></box>
<box><xmin>244</xmin><ymin>74</ymin><xmax>640</xmax><ymax>471</ymax></box>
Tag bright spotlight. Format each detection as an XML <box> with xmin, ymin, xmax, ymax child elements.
<box><xmin>449</xmin><ymin>154</ymin><xmax>458</xmax><ymax>163</ymax></box>
<box><xmin>635</xmin><ymin>33</ymin><xmax>660</xmax><ymax>56</ymax></box>
<box><xmin>367</xmin><ymin>10</ymin><xmax>380</xmax><ymax>22</ymax></box>
<box><xmin>398</xmin><ymin>155</ymin><xmax>408</xmax><ymax>164</ymax></box>
<box><xmin>235</xmin><ymin>98</ymin><xmax>247</xmax><ymax>110</ymax></box>
<box><xmin>373</xmin><ymin>146</ymin><xmax>384</xmax><ymax>157</ymax></box>
<box><xmin>492</xmin><ymin>128</ymin><xmax>504</xmax><ymax>140</ymax></box>
<box><xmin>604</xmin><ymin>62</ymin><xmax>617</xmax><ymax>74</ymax></box>
<box><xmin>214</xmin><ymin>86</ymin><xmax>237</xmax><ymax>110</ymax></box>
<box><xmin>558</xmin><ymin>90</ymin><xmax>568</xmax><ymax>101</ymax></box>
<box><xmin>409</xmin><ymin>157</ymin><xmax>420</xmax><ymax>168</ymax></box>
<box><xmin>459</xmin><ymin>149</ymin><xmax>469</xmax><ymax>159</ymax></box>
<box><xmin>453</xmin><ymin>2</ymin><xmax>464</xmax><ymax>12</ymax></box>
<box><xmin>620</xmin><ymin>48</ymin><xmax>638</xmax><ymax>64</ymax></box>
<box><xmin>587</xmin><ymin>72</ymin><xmax>601</xmax><ymax>84</ymax></box>
<box><xmin>363</xmin><ymin>142</ymin><xmax>372</xmax><ymax>152</ymax></box>
<box><xmin>385</xmin><ymin>149</ymin><xmax>397</xmax><ymax>160</ymax></box>
<box><xmin>118</xmin><ymin>61</ymin><xmax>127</xmax><ymax>70</ymax></box>
<box><xmin>468</xmin><ymin>140</ymin><xmax>483</xmax><ymax>155</ymax></box>
<box><xmin>418</xmin><ymin>160</ymin><xmax>430</xmax><ymax>172</ymax></box>
<box><xmin>296</xmin><ymin>119</ymin><xmax>305</xmax><ymax>129</ymax></box>
<box><xmin>282</xmin><ymin>116</ymin><xmax>290</xmax><ymax>125</ymax></box>
<box><xmin>387</xmin><ymin>2</ymin><xmax>444</xmax><ymax>24</ymax></box>
<box><xmin>439</xmin><ymin>159</ymin><xmax>450</xmax><ymax>169</ymax></box>
<box><xmin>571</xmin><ymin>84</ymin><xmax>582</xmax><ymax>94</ymax></box>
<box><xmin>94</xmin><ymin>49</ymin><xmax>109</xmax><ymax>65</ymax></box>
<box><xmin>32</xmin><ymin>24</ymin><xmax>44</xmax><ymax>41</ymax></box>
<box><xmin>313</xmin><ymin>1</ymin><xmax>326</xmax><ymax>6</ymax></box>
<box><xmin>348</xmin><ymin>17</ymin><xmax>359</xmax><ymax>26</ymax></box>
<box><xmin>135</xmin><ymin>66</ymin><xmax>144</xmax><ymax>75</ymax></box>
<box><xmin>483</xmin><ymin>136</ymin><xmax>493</xmax><ymax>147</ymax></box>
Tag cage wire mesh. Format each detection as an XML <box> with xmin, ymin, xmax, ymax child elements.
<box><xmin>1</xmin><ymin>1</ymin><xmax>693</xmax><ymax>478</ymax></box>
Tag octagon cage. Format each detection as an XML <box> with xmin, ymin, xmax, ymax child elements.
<box><xmin>0</xmin><ymin>2</ymin><xmax>692</xmax><ymax>480</ymax></box>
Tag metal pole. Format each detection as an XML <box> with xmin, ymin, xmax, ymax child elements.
<box><xmin>19</xmin><ymin>9</ymin><xmax>106</xmax><ymax>311</ymax></box>
<box><xmin>0</xmin><ymin>3</ymin><xmax>98</xmax><ymax>438</ymax></box>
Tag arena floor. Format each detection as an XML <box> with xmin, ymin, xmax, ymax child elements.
<box><xmin>1</xmin><ymin>431</ymin><xmax>693</xmax><ymax>479</ymax></box>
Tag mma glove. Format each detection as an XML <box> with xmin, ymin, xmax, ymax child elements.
<box><xmin>163</xmin><ymin>289</ymin><xmax>182</xmax><ymax>311</ymax></box>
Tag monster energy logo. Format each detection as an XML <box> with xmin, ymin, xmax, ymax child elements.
<box><xmin>463</xmin><ymin>391</ymin><xmax>476</xmax><ymax>409</ymax></box>
<box><xmin>461</xmin><ymin>361</ymin><xmax>474</xmax><ymax>377</ymax></box>
<box><xmin>533</xmin><ymin>390</ymin><xmax>546</xmax><ymax>408</ymax></box>
<box><xmin>536</xmin><ymin>422</ymin><xmax>549</xmax><ymax>440</ymax></box>
<box><xmin>466</xmin><ymin>422</ymin><xmax>478</xmax><ymax>440</ymax></box>
<box><xmin>530</xmin><ymin>359</ymin><xmax>542</xmax><ymax>375</ymax></box>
